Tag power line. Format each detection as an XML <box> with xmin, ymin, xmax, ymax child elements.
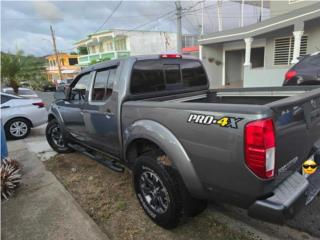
<box><xmin>94</xmin><ymin>1</ymin><xmax>123</xmax><ymax>33</ymax></box>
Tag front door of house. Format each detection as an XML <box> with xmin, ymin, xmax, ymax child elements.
<box><xmin>225</xmin><ymin>50</ymin><xmax>244</xmax><ymax>88</ymax></box>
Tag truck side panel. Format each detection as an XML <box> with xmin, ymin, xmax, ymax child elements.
<box><xmin>122</xmin><ymin>101</ymin><xmax>276</xmax><ymax>207</ymax></box>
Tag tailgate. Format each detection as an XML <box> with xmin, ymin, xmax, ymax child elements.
<box><xmin>267</xmin><ymin>88</ymin><xmax>320</xmax><ymax>174</ymax></box>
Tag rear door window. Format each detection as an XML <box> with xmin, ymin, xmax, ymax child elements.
<box><xmin>92</xmin><ymin>70</ymin><xmax>109</xmax><ymax>101</ymax></box>
<box><xmin>106</xmin><ymin>68</ymin><xmax>117</xmax><ymax>98</ymax></box>
<box><xmin>91</xmin><ymin>67</ymin><xmax>117</xmax><ymax>101</ymax></box>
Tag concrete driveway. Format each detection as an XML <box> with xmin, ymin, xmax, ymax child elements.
<box><xmin>1</xmin><ymin>126</ymin><xmax>108</xmax><ymax>240</ymax></box>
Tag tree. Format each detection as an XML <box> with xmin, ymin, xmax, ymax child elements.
<box><xmin>1</xmin><ymin>51</ymin><xmax>47</xmax><ymax>92</ymax></box>
<box><xmin>1</xmin><ymin>51</ymin><xmax>23</xmax><ymax>93</ymax></box>
<box><xmin>77</xmin><ymin>46</ymin><xmax>88</xmax><ymax>55</ymax></box>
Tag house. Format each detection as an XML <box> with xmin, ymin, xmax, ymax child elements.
<box><xmin>46</xmin><ymin>53</ymin><xmax>80</xmax><ymax>82</ymax></box>
<box><xmin>182</xmin><ymin>35</ymin><xmax>199</xmax><ymax>57</ymax></box>
<box><xmin>74</xmin><ymin>29</ymin><xmax>177</xmax><ymax>66</ymax></box>
<box><xmin>199</xmin><ymin>1</ymin><xmax>320</xmax><ymax>88</ymax></box>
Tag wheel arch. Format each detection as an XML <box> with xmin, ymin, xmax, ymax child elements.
<box><xmin>4</xmin><ymin>116</ymin><xmax>33</xmax><ymax>128</ymax></box>
<box><xmin>48</xmin><ymin>113</ymin><xmax>56</xmax><ymax>122</ymax></box>
<box><xmin>124</xmin><ymin>119</ymin><xmax>206</xmax><ymax>198</ymax></box>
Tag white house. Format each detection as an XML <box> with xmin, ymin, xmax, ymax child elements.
<box><xmin>199</xmin><ymin>1</ymin><xmax>320</xmax><ymax>88</ymax></box>
<box><xmin>74</xmin><ymin>29</ymin><xmax>177</xmax><ymax>66</ymax></box>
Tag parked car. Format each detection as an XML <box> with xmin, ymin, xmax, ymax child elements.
<box><xmin>1</xmin><ymin>93</ymin><xmax>47</xmax><ymax>140</ymax></box>
<box><xmin>42</xmin><ymin>81</ymin><xmax>56</xmax><ymax>92</ymax></box>
<box><xmin>1</xmin><ymin>87</ymin><xmax>38</xmax><ymax>98</ymax></box>
<box><xmin>283</xmin><ymin>51</ymin><xmax>320</xmax><ymax>86</ymax></box>
<box><xmin>20</xmin><ymin>81</ymin><xmax>31</xmax><ymax>88</ymax></box>
<box><xmin>56</xmin><ymin>79</ymin><xmax>73</xmax><ymax>92</ymax></box>
<box><xmin>46</xmin><ymin>54</ymin><xmax>320</xmax><ymax>229</ymax></box>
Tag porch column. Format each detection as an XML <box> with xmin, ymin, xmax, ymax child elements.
<box><xmin>291</xmin><ymin>30</ymin><xmax>304</xmax><ymax>64</ymax></box>
<box><xmin>244</xmin><ymin>37</ymin><xmax>253</xmax><ymax>66</ymax></box>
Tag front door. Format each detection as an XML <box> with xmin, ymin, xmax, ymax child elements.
<box><xmin>81</xmin><ymin>66</ymin><xmax>120</xmax><ymax>157</ymax></box>
<box><xmin>225</xmin><ymin>50</ymin><xmax>244</xmax><ymax>87</ymax></box>
<box><xmin>58</xmin><ymin>72</ymin><xmax>93</xmax><ymax>142</ymax></box>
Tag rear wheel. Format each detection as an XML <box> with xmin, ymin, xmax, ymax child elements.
<box><xmin>46</xmin><ymin>119</ymin><xmax>74</xmax><ymax>153</ymax></box>
<box><xmin>5</xmin><ymin>118</ymin><xmax>31</xmax><ymax>140</ymax></box>
<box><xmin>133</xmin><ymin>153</ymin><xmax>207</xmax><ymax>229</ymax></box>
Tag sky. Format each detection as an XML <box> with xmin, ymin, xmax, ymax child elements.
<box><xmin>1</xmin><ymin>0</ymin><xmax>269</xmax><ymax>56</ymax></box>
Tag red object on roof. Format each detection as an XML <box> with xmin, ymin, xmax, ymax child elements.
<box><xmin>182</xmin><ymin>46</ymin><xmax>199</xmax><ymax>53</ymax></box>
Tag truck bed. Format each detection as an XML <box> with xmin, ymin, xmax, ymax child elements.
<box><xmin>146</xmin><ymin>86</ymin><xmax>318</xmax><ymax>105</ymax></box>
<box><xmin>122</xmin><ymin>86</ymin><xmax>320</xmax><ymax>206</ymax></box>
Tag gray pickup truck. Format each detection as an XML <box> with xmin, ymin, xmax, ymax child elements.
<box><xmin>46</xmin><ymin>54</ymin><xmax>320</xmax><ymax>229</ymax></box>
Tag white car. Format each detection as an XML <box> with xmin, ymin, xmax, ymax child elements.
<box><xmin>1</xmin><ymin>93</ymin><xmax>47</xmax><ymax>140</ymax></box>
<box><xmin>1</xmin><ymin>87</ymin><xmax>38</xmax><ymax>98</ymax></box>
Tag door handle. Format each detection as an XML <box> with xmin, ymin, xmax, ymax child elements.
<box><xmin>1</xmin><ymin>106</ymin><xmax>10</xmax><ymax>109</ymax></box>
<box><xmin>105</xmin><ymin>109</ymin><xmax>114</xmax><ymax>119</ymax></box>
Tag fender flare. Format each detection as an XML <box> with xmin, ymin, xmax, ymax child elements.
<box><xmin>124</xmin><ymin>119</ymin><xmax>206</xmax><ymax>198</ymax></box>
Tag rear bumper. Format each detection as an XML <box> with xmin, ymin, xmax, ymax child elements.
<box><xmin>248</xmin><ymin>172</ymin><xmax>309</xmax><ymax>224</ymax></box>
<box><xmin>30</xmin><ymin>108</ymin><xmax>48</xmax><ymax>127</ymax></box>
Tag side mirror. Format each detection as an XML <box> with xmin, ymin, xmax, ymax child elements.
<box><xmin>54</xmin><ymin>91</ymin><xmax>66</xmax><ymax>100</ymax></box>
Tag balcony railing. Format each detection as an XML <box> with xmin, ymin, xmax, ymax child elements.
<box><xmin>78</xmin><ymin>50</ymin><xmax>130</xmax><ymax>65</ymax></box>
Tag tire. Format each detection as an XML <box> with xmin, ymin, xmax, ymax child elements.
<box><xmin>46</xmin><ymin>119</ymin><xmax>74</xmax><ymax>153</ymax></box>
<box><xmin>5</xmin><ymin>118</ymin><xmax>31</xmax><ymax>140</ymax></box>
<box><xmin>133</xmin><ymin>154</ymin><xmax>207</xmax><ymax>229</ymax></box>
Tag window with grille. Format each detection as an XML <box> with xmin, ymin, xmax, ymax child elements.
<box><xmin>274</xmin><ymin>35</ymin><xmax>307</xmax><ymax>65</ymax></box>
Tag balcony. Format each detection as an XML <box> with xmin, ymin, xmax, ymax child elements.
<box><xmin>78</xmin><ymin>50</ymin><xmax>130</xmax><ymax>66</ymax></box>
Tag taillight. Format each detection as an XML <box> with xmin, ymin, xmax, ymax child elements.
<box><xmin>160</xmin><ymin>54</ymin><xmax>182</xmax><ymax>59</ymax></box>
<box><xmin>32</xmin><ymin>102</ymin><xmax>45</xmax><ymax>108</ymax></box>
<box><xmin>285</xmin><ymin>70</ymin><xmax>297</xmax><ymax>81</ymax></box>
<box><xmin>245</xmin><ymin>118</ymin><xmax>276</xmax><ymax>179</ymax></box>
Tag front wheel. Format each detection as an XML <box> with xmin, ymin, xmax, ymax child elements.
<box><xmin>46</xmin><ymin>119</ymin><xmax>74</xmax><ymax>153</ymax></box>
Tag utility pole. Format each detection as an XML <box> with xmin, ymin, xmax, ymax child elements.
<box><xmin>50</xmin><ymin>25</ymin><xmax>63</xmax><ymax>81</ymax></box>
<box><xmin>201</xmin><ymin>1</ymin><xmax>204</xmax><ymax>35</ymax></box>
<box><xmin>259</xmin><ymin>0</ymin><xmax>264</xmax><ymax>22</ymax></box>
<box><xmin>175</xmin><ymin>1</ymin><xmax>182</xmax><ymax>54</ymax></box>
<box><xmin>241</xmin><ymin>0</ymin><xmax>245</xmax><ymax>27</ymax></box>
<box><xmin>217</xmin><ymin>0</ymin><xmax>223</xmax><ymax>31</ymax></box>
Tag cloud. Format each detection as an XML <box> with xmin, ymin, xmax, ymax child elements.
<box><xmin>32</xmin><ymin>0</ymin><xmax>63</xmax><ymax>23</ymax></box>
<box><xmin>1</xmin><ymin>1</ymin><xmax>269</xmax><ymax>56</ymax></box>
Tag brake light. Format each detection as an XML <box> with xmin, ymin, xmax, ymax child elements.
<box><xmin>32</xmin><ymin>102</ymin><xmax>45</xmax><ymax>108</ymax></box>
<box><xmin>160</xmin><ymin>54</ymin><xmax>182</xmax><ymax>59</ymax></box>
<box><xmin>285</xmin><ymin>70</ymin><xmax>297</xmax><ymax>81</ymax></box>
<box><xmin>245</xmin><ymin>118</ymin><xmax>276</xmax><ymax>179</ymax></box>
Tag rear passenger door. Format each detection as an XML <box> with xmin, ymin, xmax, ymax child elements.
<box><xmin>81</xmin><ymin>66</ymin><xmax>120</xmax><ymax>157</ymax></box>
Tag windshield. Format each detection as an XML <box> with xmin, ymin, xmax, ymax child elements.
<box><xmin>300</xmin><ymin>54</ymin><xmax>320</xmax><ymax>66</ymax></box>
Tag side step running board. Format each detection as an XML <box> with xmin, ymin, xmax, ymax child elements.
<box><xmin>68</xmin><ymin>143</ymin><xmax>124</xmax><ymax>173</ymax></box>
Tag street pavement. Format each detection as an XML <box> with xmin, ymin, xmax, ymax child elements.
<box><xmin>1</xmin><ymin>126</ymin><xmax>109</xmax><ymax>240</ymax></box>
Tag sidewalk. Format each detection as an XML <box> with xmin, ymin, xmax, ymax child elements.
<box><xmin>1</xmin><ymin>126</ymin><xmax>108</xmax><ymax>240</ymax></box>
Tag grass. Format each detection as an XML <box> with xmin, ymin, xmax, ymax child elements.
<box><xmin>45</xmin><ymin>153</ymin><xmax>256</xmax><ymax>240</ymax></box>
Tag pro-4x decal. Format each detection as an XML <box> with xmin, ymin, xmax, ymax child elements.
<box><xmin>187</xmin><ymin>114</ymin><xmax>242</xmax><ymax>129</ymax></box>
